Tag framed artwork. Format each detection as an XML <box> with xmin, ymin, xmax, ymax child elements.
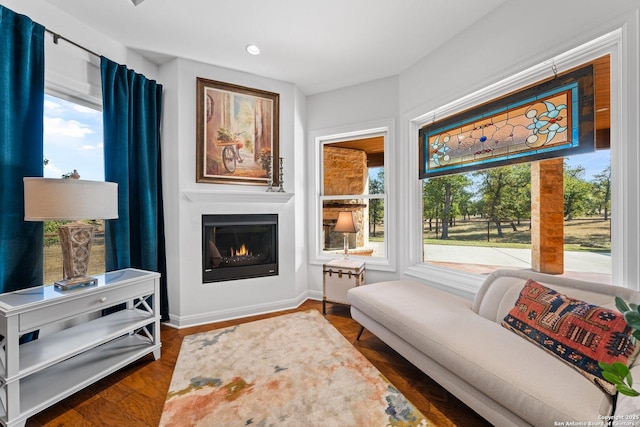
<box><xmin>196</xmin><ymin>78</ymin><xmax>280</xmax><ymax>185</ymax></box>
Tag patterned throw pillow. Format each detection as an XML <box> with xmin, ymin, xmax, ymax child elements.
<box><xmin>502</xmin><ymin>279</ymin><xmax>639</xmax><ymax>394</ymax></box>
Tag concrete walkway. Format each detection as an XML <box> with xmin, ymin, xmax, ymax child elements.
<box><xmin>424</xmin><ymin>244</ymin><xmax>611</xmax><ymax>275</ymax></box>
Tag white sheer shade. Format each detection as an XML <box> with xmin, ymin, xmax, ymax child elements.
<box><xmin>23</xmin><ymin>177</ymin><xmax>118</xmax><ymax>221</ymax></box>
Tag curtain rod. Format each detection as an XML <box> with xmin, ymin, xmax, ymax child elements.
<box><xmin>45</xmin><ymin>29</ymin><xmax>101</xmax><ymax>59</ymax></box>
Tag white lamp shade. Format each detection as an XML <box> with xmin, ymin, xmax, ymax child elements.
<box><xmin>334</xmin><ymin>211</ymin><xmax>357</xmax><ymax>233</ymax></box>
<box><xmin>24</xmin><ymin>177</ymin><xmax>119</xmax><ymax>221</ymax></box>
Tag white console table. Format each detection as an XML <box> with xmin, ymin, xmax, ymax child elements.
<box><xmin>0</xmin><ymin>268</ymin><xmax>161</xmax><ymax>427</ymax></box>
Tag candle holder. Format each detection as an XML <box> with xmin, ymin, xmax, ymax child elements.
<box><xmin>278</xmin><ymin>157</ymin><xmax>285</xmax><ymax>192</ymax></box>
<box><xmin>265</xmin><ymin>153</ymin><xmax>274</xmax><ymax>192</ymax></box>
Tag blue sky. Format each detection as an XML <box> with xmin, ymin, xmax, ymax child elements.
<box><xmin>43</xmin><ymin>94</ymin><xmax>104</xmax><ymax>182</ymax></box>
<box><xmin>565</xmin><ymin>149</ymin><xmax>610</xmax><ymax>180</ymax></box>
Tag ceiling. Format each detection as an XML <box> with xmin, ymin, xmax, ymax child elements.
<box><xmin>44</xmin><ymin>0</ymin><xmax>507</xmax><ymax>95</ymax></box>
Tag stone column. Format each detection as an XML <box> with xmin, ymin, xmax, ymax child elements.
<box><xmin>531</xmin><ymin>158</ymin><xmax>564</xmax><ymax>274</ymax></box>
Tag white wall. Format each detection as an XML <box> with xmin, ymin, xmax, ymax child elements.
<box><xmin>307</xmin><ymin>0</ymin><xmax>640</xmax><ymax>296</ymax></box>
<box><xmin>158</xmin><ymin>58</ymin><xmax>307</xmax><ymax>327</ymax></box>
<box><xmin>307</xmin><ymin>75</ymin><xmax>399</xmax><ymax>130</ymax></box>
<box><xmin>399</xmin><ymin>0</ymin><xmax>640</xmax><ymax>114</ymax></box>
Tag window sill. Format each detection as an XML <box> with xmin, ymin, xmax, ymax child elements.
<box><xmin>404</xmin><ymin>263</ymin><xmax>485</xmax><ymax>299</ymax></box>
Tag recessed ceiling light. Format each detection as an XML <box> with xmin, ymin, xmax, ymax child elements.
<box><xmin>246</xmin><ymin>44</ymin><xmax>260</xmax><ymax>55</ymax></box>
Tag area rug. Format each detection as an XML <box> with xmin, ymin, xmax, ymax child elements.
<box><xmin>159</xmin><ymin>310</ymin><xmax>428</xmax><ymax>427</ymax></box>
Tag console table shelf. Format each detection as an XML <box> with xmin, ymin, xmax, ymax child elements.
<box><xmin>11</xmin><ymin>335</ymin><xmax>154</xmax><ymax>422</ymax></box>
<box><xmin>15</xmin><ymin>309</ymin><xmax>157</xmax><ymax>380</ymax></box>
<box><xmin>0</xmin><ymin>268</ymin><xmax>161</xmax><ymax>427</ymax></box>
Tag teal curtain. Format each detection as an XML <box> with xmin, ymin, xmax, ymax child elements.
<box><xmin>101</xmin><ymin>57</ymin><xmax>169</xmax><ymax>320</ymax></box>
<box><xmin>0</xmin><ymin>6</ymin><xmax>44</xmax><ymax>293</ymax></box>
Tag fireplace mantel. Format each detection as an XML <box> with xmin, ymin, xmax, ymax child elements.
<box><xmin>183</xmin><ymin>190</ymin><xmax>294</xmax><ymax>204</ymax></box>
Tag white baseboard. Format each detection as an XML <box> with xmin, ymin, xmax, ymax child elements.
<box><xmin>164</xmin><ymin>291</ymin><xmax>317</xmax><ymax>329</ymax></box>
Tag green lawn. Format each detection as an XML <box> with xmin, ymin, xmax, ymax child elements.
<box><xmin>421</xmin><ymin>217</ymin><xmax>610</xmax><ymax>252</ymax></box>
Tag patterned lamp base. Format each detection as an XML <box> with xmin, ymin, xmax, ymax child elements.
<box><xmin>55</xmin><ymin>222</ymin><xmax>97</xmax><ymax>290</ymax></box>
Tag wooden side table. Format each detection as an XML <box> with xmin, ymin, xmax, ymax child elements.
<box><xmin>322</xmin><ymin>259</ymin><xmax>365</xmax><ymax>314</ymax></box>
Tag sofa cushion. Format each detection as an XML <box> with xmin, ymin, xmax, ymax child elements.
<box><xmin>502</xmin><ymin>279</ymin><xmax>639</xmax><ymax>395</ymax></box>
<box><xmin>348</xmin><ymin>280</ymin><xmax>611</xmax><ymax>424</ymax></box>
<box><xmin>473</xmin><ymin>269</ymin><xmax>640</xmax><ymax>324</ymax></box>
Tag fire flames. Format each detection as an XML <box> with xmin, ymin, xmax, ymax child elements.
<box><xmin>230</xmin><ymin>244</ymin><xmax>251</xmax><ymax>257</ymax></box>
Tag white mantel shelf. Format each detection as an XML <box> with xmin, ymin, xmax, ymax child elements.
<box><xmin>183</xmin><ymin>189</ymin><xmax>294</xmax><ymax>204</ymax></box>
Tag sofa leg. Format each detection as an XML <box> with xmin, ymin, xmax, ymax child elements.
<box><xmin>356</xmin><ymin>325</ymin><xmax>365</xmax><ymax>341</ymax></box>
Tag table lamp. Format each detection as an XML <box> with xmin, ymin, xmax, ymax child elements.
<box><xmin>23</xmin><ymin>177</ymin><xmax>118</xmax><ymax>290</ymax></box>
<box><xmin>334</xmin><ymin>211</ymin><xmax>358</xmax><ymax>260</ymax></box>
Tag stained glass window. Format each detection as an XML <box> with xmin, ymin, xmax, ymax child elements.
<box><xmin>419</xmin><ymin>65</ymin><xmax>595</xmax><ymax>178</ymax></box>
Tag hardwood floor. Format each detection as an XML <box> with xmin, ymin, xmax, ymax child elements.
<box><xmin>26</xmin><ymin>300</ymin><xmax>492</xmax><ymax>426</ymax></box>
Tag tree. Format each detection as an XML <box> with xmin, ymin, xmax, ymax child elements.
<box><xmin>592</xmin><ymin>166</ymin><xmax>611</xmax><ymax>221</ymax></box>
<box><xmin>440</xmin><ymin>175</ymin><xmax>471</xmax><ymax>239</ymax></box>
<box><xmin>457</xmin><ymin>188</ymin><xmax>474</xmax><ymax>221</ymax></box>
<box><xmin>474</xmin><ymin>164</ymin><xmax>530</xmax><ymax>237</ymax></box>
<box><xmin>507</xmin><ymin>164</ymin><xmax>531</xmax><ymax>227</ymax></box>
<box><xmin>368</xmin><ymin>169</ymin><xmax>384</xmax><ymax>237</ymax></box>
<box><xmin>476</xmin><ymin>169</ymin><xmax>506</xmax><ymax>237</ymax></box>
<box><xmin>423</xmin><ymin>179</ymin><xmax>444</xmax><ymax>235</ymax></box>
<box><xmin>563</xmin><ymin>162</ymin><xmax>591</xmax><ymax>220</ymax></box>
<box><xmin>422</xmin><ymin>174</ymin><xmax>471</xmax><ymax>239</ymax></box>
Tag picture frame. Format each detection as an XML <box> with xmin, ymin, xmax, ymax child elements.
<box><xmin>196</xmin><ymin>77</ymin><xmax>280</xmax><ymax>185</ymax></box>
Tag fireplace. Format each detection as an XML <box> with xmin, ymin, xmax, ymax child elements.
<box><xmin>202</xmin><ymin>214</ymin><xmax>278</xmax><ymax>283</ymax></box>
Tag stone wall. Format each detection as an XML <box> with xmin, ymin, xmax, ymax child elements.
<box><xmin>323</xmin><ymin>146</ymin><xmax>368</xmax><ymax>250</ymax></box>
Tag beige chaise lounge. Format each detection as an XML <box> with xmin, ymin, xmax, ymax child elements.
<box><xmin>348</xmin><ymin>269</ymin><xmax>640</xmax><ymax>427</ymax></box>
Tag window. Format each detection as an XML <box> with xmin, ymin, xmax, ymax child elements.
<box><xmin>43</xmin><ymin>93</ymin><xmax>104</xmax><ymax>284</ymax></box>
<box><xmin>422</xmin><ymin>150</ymin><xmax>611</xmax><ymax>280</ymax></box>
<box><xmin>420</xmin><ymin>55</ymin><xmax>612</xmax><ymax>283</ymax></box>
<box><xmin>310</xmin><ymin>121</ymin><xmax>393</xmax><ymax>269</ymax></box>
<box><xmin>321</xmin><ymin>136</ymin><xmax>386</xmax><ymax>259</ymax></box>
